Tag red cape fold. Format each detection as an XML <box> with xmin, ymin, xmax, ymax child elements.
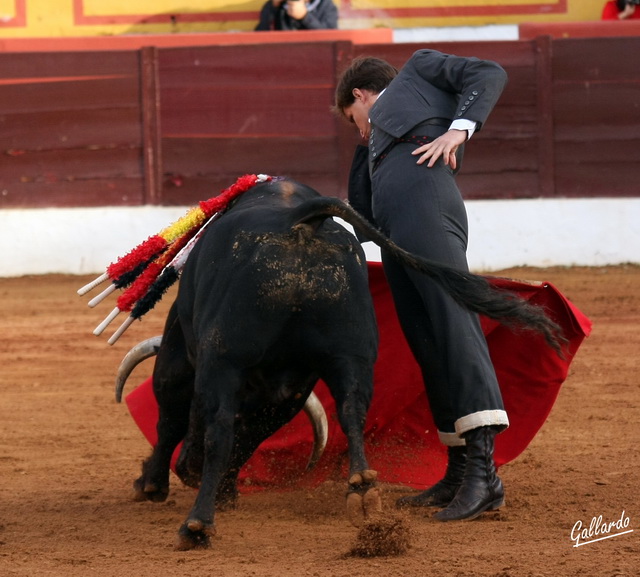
<box><xmin>125</xmin><ymin>262</ymin><xmax>592</xmax><ymax>491</ymax></box>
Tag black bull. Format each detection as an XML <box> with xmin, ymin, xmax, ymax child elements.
<box><xmin>116</xmin><ymin>177</ymin><xmax>564</xmax><ymax>550</ymax></box>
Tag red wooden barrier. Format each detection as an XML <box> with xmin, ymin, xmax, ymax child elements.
<box><xmin>1</xmin><ymin>35</ymin><xmax>639</xmax><ymax>209</ymax></box>
<box><xmin>0</xmin><ymin>29</ymin><xmax>393</xmax><ymax>52</ymax></box>
<box><xmin>519</xmin><ymin>20</ymin><xmax>640</xmax><ymax>39</ymax></box>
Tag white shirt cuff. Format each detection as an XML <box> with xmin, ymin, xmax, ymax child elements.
<box><xmin>450</xmin><ymin>119</ymin><xmax>477</xmax><ymax>140</ymax></box>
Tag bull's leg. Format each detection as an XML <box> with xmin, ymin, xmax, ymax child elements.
<box><xmin>174</xmin><ymin>402</ymin><xmax>205</xmax><ymax>489</ymax></box>
<box><xmin>214</xmin><ymin>433</ymin><xmax>261</xmax><ymax>510</ymax></box>
<box><xmin>175</xmin><ymin>365</ymin><xmax>240</xmax><ymax>550</ymax></box>
<box><xmin>134</xmin><ymin>314</ymin><xmax>194</xmax><ymax>503</ymax></box>
<box><xmin>216</xmin><ymin>397</ymin><xmax>309</xmax><ymax>509</ymax></box>
<box><xmin>321</xmin><ymin>359</ymin><xmax>382</xmax><ymax>526</ymax></box>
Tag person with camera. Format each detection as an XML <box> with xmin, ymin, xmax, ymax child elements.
<box><xmin>255</xmin><ymin>0</ymin><xmax>338</xmax><ymax>30</ymax></box>
<box><xmin>602</xmin><ymin>0</ymin><xmax>640</xmax><ymax>20</ymax></box>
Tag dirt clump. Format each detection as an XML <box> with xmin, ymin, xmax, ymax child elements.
<box><xmin>349</xmin><ymin>514</ymin><xmax>414</xmax><ymax>557</ymax></box>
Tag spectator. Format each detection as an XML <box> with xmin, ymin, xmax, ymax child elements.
<box><xmin>255</xmin><ymin>0</ymin><xmax>338</xmax><ymax>30</ymax></box>
<box><xmin>602</xmin><ymin>0</ymin><xmax>640</xmax><ymax>19</ymax></box>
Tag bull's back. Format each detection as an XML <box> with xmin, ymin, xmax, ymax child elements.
<box><xmin>177</xmin><ymin>179</ymin><xmax>371</xmax><ymax>333</ymax></box>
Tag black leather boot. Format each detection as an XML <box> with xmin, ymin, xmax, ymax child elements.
<box><xmin>433</xmin><ymin>426</ymin><xmax>504</xmax><ymax>521</ymax></box>
<box><xmin>396</xmin><ymin>445</ymin><xmax>467</xmax><ymax>508</ymax></box>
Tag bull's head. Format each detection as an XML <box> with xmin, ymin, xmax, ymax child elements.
<box><xmin>115</xmin><ymin>336</ymin><xmax>329</xmax><ymax>471</ymax></box>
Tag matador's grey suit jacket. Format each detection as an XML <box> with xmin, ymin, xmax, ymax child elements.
<box><xmin>367</xmin><ymin>49</ymin><xmax>508</xmax><ymax>165</ymax></box>
<box><xmin>348</xmin><ymin>49</ymin><xmax>507</xmax><ymax>233</ymax></box>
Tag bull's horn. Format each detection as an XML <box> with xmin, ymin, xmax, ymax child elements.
<box><xmin>303</xmin><ymin>391</ymin><xmax>328</xmax><ymax>471</ymax></box>
<box><xmin>115</xmin><ymin>336</ymin><xmax>162</xmax><ymax>403</ymax></box>
<box><xmin>114</xmin><ymin>336</ymin><xmax>329</xmax><ymax>471</ymax></box>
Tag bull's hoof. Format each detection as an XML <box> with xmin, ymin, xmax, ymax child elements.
<box><xmin>347</xmin><ymin>487</ymin><xmax>383</xmax><ymax>527</ymax></box>
<box><xmin>175</xmin><ymin>519</ymin><xmax>216</xmax><ymax>551</ymax></box>
<box><xmin>176</xmin><ymin>470</ymin><xmax>202</xmax><ymax>490</ymax></box>
<box><xmin>175</xmin><ymin>449</ymin><xmax>204</xmax><ymax>489</ymax></box>
<box><xmin>346</xmin><ymin>470</ymin><xmax>382</xmax><ymax>527</ymax></box>
<box><xmin>175</xmin><ymin>459</ymin><xmax>202</xmax><ymax>489</ymax></box>
<box><xmin>132</xmin><ymin>477</ymin><xmax>169</xmax><ymax>503</ymax></box>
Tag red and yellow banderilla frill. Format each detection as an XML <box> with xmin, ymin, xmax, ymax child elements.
<box><xmin>78</xmin><ymin>174</ymin><xmax>271</xmax><ymax>344</ymax></box>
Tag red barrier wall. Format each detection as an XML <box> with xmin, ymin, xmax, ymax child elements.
<box><xmin>1</xmin><ymin>34</ymin><xmax>639</xmax><ymax>209</ymax></box>
<box><xmin>0</xmin><ymin>29</ymin><xmax>393</xmax><ymax>52</ymax></box>
<box><xmin>519</xmin><ymin>20</ymin><xmax>640</xmax><ymax>39</ymax></box>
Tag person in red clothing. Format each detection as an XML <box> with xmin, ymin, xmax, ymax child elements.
<box><xmin>602</xmin><ymin>0</ymin><xmax>640</xmax><ymax>20</ymax></box>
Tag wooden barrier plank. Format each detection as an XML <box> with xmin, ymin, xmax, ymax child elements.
<box><xmin>0</xmin><ymin>50</ymin><xmax>139</xmax><ymax>79</ymax></box>
<box><xmin>462</xmin><ymin>137</ymin><xmax>539</xmax><ymax>173</ymax></box>
<box><xmin>552</xmin><ymin>37</ymin><xmax>639</xmax><ymax>83</ymax></box>
<box><xmin>2</xmin><ymin>147</ymin><xmax>142</xmax><ymax>181</ymax></box>
<box><xmin>0</xmin><ymin>108</ymin><xmax>142</xmax><ymax>151</ymax></box>
<box><xmin>519</xmin><ymin>21</ymin><xmax>640</xmax><ymax>40</ymax></box>
<box><xmin>0</xmin><ymin>77</ymin><xmax>139</xmax><ymax>114</ymax></box>
<box><xmin>158</xmin><ymin>43</ymin><xmax>338</xmax><ymax>86</ymax></box>
<box><xmin>554</xmin><ymin>162</ymin><xmax>640</xmax><ymax>197</ymax></box>
<box><xmin>0</xmin><ymin>179</ymin><xmax>144</xmax><ymax>208</ymax></box>
<box><xmin>161</xmin><ymin>173</ymin><xmax>340</xmax><ymax>206</ymax></box>
<box><xmin>554</xmin><ymin>83</ymin><xmax>640</xmax><ymax>129</ymax></box>
<box><xmin>0</xmin><ymin>30</ymin><xmax>393</xmax><ymax>53</ymax></box>
<box><xmin>161</xmin><ymin>135</ymin><xmax>341</xmax><ymax>202</ymax></box>
<box><xmin>160</xmin><ymin>92</ymin><xmax>335</xmax><ymax>137</ymax></box>
<box><xmin>162</xmin><ymin>136</ymin><xmax>337</xmax><ymax>173</ymax></box>
<box><xmin>458</xmin><ymin>172</ymin><xmax>540</xmax><ymax>200</ymax></box>
<box><xmin>555</xmin><ymin>139</ymin><xmax>639</xmax><ymax>164</ymax></box>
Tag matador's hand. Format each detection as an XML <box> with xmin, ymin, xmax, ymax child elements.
<box><xmin>412</xmin><ymin>129</ymin><xmax>467</xmax><ymax>170</ymax></box>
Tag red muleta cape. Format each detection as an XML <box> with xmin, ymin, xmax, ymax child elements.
<box><xmin>125</xmin><ymin>262</ymin><xmax>592</xmax><ymax>491</ymax></box>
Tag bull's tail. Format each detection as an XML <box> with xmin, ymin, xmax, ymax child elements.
<box><xmin>292</xmin><ymin>196</ymin><xmax>567</xmax><ymax>356</ymax></box>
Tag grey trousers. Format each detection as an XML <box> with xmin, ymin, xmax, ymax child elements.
<box><xmin>370</xmin><ymin>138</ymin><xmax>508</xmax><ymax>445</ymax></box>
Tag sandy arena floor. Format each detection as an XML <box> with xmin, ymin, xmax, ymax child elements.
<box><xmin>1</xmin><ymin>265</ymin><xmax>638</xmax><ymax>576</ymax></box>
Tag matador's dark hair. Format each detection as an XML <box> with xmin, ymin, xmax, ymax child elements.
<box><xmin>332</xmin><ymin>56</ymin><xmax>398</xmax><ymax>120</ymax></box>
